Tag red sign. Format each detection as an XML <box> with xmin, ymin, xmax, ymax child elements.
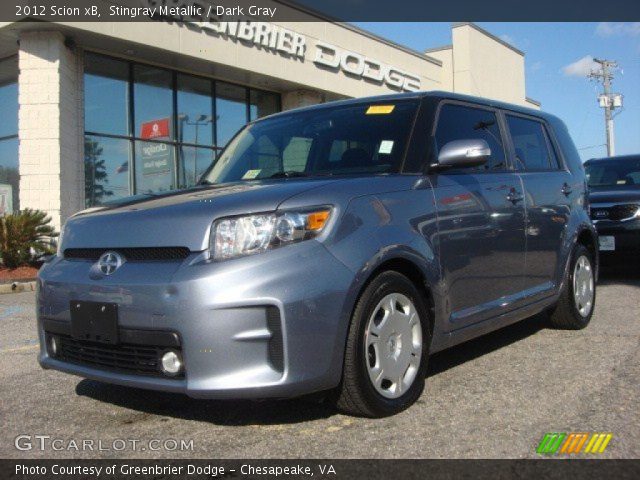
<box><xmin>140</xmin><ymin>118</ymin><xmax>170</xmax><ymax>139</ymax></box>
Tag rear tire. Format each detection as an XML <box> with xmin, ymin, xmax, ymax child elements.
<box><xmin>334</xmin><ymin>271</ymin><xmax>430</xmax><ymax>417</ymax></box>
<box><xmin>548</xmin><ymin>244</ymin><xmax>596</xmax><ymax>330</ymax></box>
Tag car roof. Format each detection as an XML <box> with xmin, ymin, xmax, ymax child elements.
<box><xmin>260</xmin><ymin>90</ymin><xmax>558</xmax><ymax>124</ymax></box>
<box><xmin>585</xmin><ymin>154</ymin><xmax>640</xmax><ymax>165</ymax></box>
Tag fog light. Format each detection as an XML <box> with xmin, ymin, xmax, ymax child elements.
<box><xmin>160</xmin><ymin>350</ymin><xmax>183</xmax><ymax>376</ymax></box>
<box><xmin>48</xmin><ymin>335</ymin><xmax>59</xmax><ymax>356</ymax></box>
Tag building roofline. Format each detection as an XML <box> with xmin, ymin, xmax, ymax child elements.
<box><xmin>424</xmin><ymin>45</ymin><xmax>452</xmax><ymax>54</ymax></box>
<box><xmin>273</xmin><ymin>0</ymin><xmax>442</xmax><ymax>66</ymax></box>
<box><xmin>452</xmin><ymin>22</ymin><xmax>525</xmax><ymax>56</ymax></box>
<box><xmin>526</xmin><ymin>97</ymin><xmax>541</xmax><ymax>107</ymax></box>
<box><xmin>337</xmin><ymin>22</ymin><xmax>442</xmax><ymax>66</ymax></box>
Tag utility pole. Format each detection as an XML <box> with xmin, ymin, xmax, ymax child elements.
<box><xmin>588</xmin><ymin>58</ymin><xmax>622</xmax><ymax>157</ymax></box>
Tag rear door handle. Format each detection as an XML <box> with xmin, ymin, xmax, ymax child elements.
<box><xmin>506</xmin><ymin>190</ymin><xmax>523</xmax><ymax>203</ymax></box>
<box><xmin>561</xmin><ymin>183</ymin><xmax>573</xmax><ymax>196</ymax></box>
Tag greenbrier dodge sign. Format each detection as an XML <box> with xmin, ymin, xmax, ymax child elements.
<box><xmin>186</xmin><ymin>20</ymin><xmax>422</xmax><ymax>92</ymax></box>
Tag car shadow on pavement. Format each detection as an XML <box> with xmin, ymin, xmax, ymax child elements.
<box><xmin>598</xmin><ymin>265</ymin><xmax>640</xmax><ymax>287</ymax></box>
<box><xmin>427</xmin><ymin>313</ymin><xmax>546</xmax><ymax>378</ymax></box>
<box><xmin>75</xmin><ymin>379</ymin><xmax>337</xmax><ymax>425</ymax></box>
<box><xmin>76</xmin><ymin>313</ymin><xmax>548</xmax><ymax>424</ymax></box>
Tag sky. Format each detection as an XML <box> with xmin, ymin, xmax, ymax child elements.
<box><xmin>354</xmin><ymin>22</ymin><xmax>640</xmax><ymax>161</ymax></box>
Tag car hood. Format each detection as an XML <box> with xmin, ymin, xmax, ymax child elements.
<box><xmin>589</xmin><ymin>189</ymin><xmax>640</xmax><ymax>204</ymax></box>
<box><xmin>61</xmin><ymin>179</ymin><xmax>336</xmax><ymax>252</ymax></box>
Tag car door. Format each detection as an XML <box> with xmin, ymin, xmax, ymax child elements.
<box><xmin>504</xmin><ymin>113</ymin><xmax>572</xmax><ymax>297</ymax></box>
<box><xmin>430</xmin><ymin>102</ymin><xmax>527</xmax><ymax>330</ymax></box>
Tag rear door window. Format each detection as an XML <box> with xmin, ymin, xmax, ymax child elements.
<box><xmin>434</xmin><ymin>103</ymin><xmax>507</xmax><ymax>172</ymax></box>
<box><xmin>506</xmin><ymin>115</ymin><xmax>559</xmax><ymax>171</ymax></box>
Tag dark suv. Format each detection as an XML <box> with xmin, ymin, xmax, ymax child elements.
<box><xmin>38</xmin><ymin>92</ymin><xmax>598</xmax><ymax>417</ymax></box>
<box><xmin>585</xmin><ymin>155</ymin><xmax>640</xmax><ymax>262</ymax></box>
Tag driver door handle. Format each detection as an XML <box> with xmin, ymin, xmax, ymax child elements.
<box><xmin>561</xmin><ymin>183</ymin><xmax>573</xmax><ymax>196</ymax></box>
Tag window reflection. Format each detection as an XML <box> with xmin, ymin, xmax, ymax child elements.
<box><xmin>177</xmin><ymin>74</ymin><xmax>213</xmax><ymax>146</ymax></box>
<box><xmin>0</xmin><ymin>137</ymin><xmax>18</xmax><ymax>213</ymax></box>
<box><xmin>83</xmin><ymin>53</ymin><xmax>280</xmax><ymax>206</ymax></box>
<box><xmin>250</xmin><ymin>89</ymin><xmax>280</xmax><ymax>121</ymax></box>
<box><xmin>178</xmin><ymin>146</ymin><xmax>216</xmax><ymax>188</ymax></box>
<box><xmin>84</xmin><ymin>55</ymin><xmax>129</xmax><ymax>136</ymax></box>
<box><xmin>216</xmin><ymin>82</ymin><xmax>248</xmax><ymax>147</ymax></box>
<box><xmin>134</xmin><ymin>65</ymin><xmax>173</xmax><ymax>140</ymax></box>
<box><xmin>0</xmin><ymin>56</ymin><xmax>18</xmax><ymax>213</ymax></box>
<box><xmin>84</xmin><ymin>135</ymin><xmax>131</xmax><ymax>206</ymax></box>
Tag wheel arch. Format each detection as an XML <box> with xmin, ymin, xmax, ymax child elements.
<box><xmin>362</xmin><ymin>257</ymin><xmax>435</xmax><ymax>338</ymax></box>
<box><xmin>342</xmin><ymin>250</ymin><xmax>438</xmax><ymax>347</ymax></box>
<box><xmin>576</xmin><ymin>226</ymin><xmax>599</xmax><ymax>280</ymax></box>
<box><xmin>559</xmin><ymin>224</ymin><xmax>599</xmax><ymax>292</ymax></box>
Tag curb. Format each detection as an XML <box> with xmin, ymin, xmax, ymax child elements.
<box><xmin>0</xmin><ymin>281</ymin><xmax>37</xmax><ymax>295</ymax></box>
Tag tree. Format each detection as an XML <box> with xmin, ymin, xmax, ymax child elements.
<box><xmin>0</xmin><ymin>209</ymin><xmax>57</xmax><ymax>268</ymax></box>
<box><xmin>84</xmin><ymin>138</ymin><xmax>113</xmax><ymax>207</ymax></box>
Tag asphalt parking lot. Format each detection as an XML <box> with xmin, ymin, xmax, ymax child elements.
<box><xmin>1</xmin><ymin>269</ymin><xmax>638</xmax><ymax>459</ymax></box>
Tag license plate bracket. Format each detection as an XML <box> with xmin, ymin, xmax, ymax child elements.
<box><xmin>70</xmin><ymin>301</ymin><xmax>119</xmax><ymax>344</ymax></box>
<box><xmin>599</xmin><ymin>235</ymin><xmax>615</xmax><ymax>251</ymax></box>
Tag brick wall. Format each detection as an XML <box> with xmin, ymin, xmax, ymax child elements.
<box><xmin>18</xmin><ymin>31</ymin><xmax>84</xmax><ymax>232</ymax></box>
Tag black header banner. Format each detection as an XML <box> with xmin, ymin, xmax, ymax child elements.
<box><xmin>2</xmin><ymin>459</ymin><xmax>640</xmax><ymax>480</ymax></box>
<box><xmin>2</xmin><ymin>0</ymin><xmax>640</xmax><ymax>22</ymax></box>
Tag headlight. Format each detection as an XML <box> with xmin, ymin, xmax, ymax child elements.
<box><xmin>210</xmin><ymin>207</ymin><xmax>332</xmax><ymax>260</ymax></box>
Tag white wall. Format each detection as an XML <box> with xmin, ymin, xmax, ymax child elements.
<box><xmin>18</xmin><ymin>31</ymin><xmax>84</xmax><ymax>231</ymax></box>
<box><xmin>449</xmin><ymin>23</ymin><xmax>532</xmax><ymax>108</ymax></box>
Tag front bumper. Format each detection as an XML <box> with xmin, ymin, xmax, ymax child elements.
<box><xmin>37</xmin><ymin>241</ymin><xmax>355</xmax><ymax>399</ymax></box>
<box><xmin>594</xmin><ymin>218</ymin><xmax>640</xmax><ymax>255</ymax></box>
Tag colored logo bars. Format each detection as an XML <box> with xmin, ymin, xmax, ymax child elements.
<box><xmin>537</xmin><ymin>433</ymin><xmax>613</xmax><ymax>455</ymax></box>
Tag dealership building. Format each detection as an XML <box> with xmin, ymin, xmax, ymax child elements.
<box><xmin>0</xmin><ymin>4</ymin><xmax>540</xmax><ymax>230</ymax></box>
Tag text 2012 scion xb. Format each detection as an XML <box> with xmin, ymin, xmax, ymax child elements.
<box><xmin>38</xmin><ymin>92</ymin><xmax>598</xmax><ymax>417</ymax></box>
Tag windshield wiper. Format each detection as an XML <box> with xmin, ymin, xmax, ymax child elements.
<box><xmin>269</xmin><ymin>171</ymin><xmax>309</xmax><ymax>179</ymax></box>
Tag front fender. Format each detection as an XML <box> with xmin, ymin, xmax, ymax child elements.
<box><xmin>323</xmin><ymin>192</ymin><xmax>443</xmax><ymax>369</ymax></box>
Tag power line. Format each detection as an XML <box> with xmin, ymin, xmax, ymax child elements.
<box><xmin>577</xmin><ymin>143</ymin><xmax>606</xmax><ymax>151</ymax></box>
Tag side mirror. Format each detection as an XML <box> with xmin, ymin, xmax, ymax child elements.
<box><xmin>433</xmin><ymin>139</ymin><xmax>491</xmax><ymax>170</ymax></box>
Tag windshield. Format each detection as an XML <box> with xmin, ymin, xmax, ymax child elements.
<box><xmin>200</xmin><ymin>100</ymin><xmax>419</xmax><ymax>184</ymax></box>
<box><xmin>585</xmin><ymin>158</ymin><xmax>640</xmax><ymax>189</ymax></box>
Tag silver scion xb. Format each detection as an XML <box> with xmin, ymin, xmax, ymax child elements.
<box><xmin>38</xmin><ymin>92</ymin><xmax>598</xmax><ymax>417</ymax></box>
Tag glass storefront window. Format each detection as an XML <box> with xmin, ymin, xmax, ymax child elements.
<box><xmin>134</xmin><ymin>65</ymin><xmax>173</xmax><ymax>140</ymax></box>
<box><xmin>135</xmin><ymin>140</ymin><xmax>175</xmax><ymax>194</ymax></box>
<box><xmin>177</xmin><ymin>74</ymin><xmax>214</xmax><ymax>146</ymax></box>
<box><xmin>216</xmin><ymin>82</ymin><xmax>248</xmax><ymax>147</ymax></box>
<box><xmin>250</xmin><ymin>89</ymin><xmax>280</xmax><ymax>121</ymax></box>
<box><xmin>0</xmin><ymin>56</ymin><xmax>18</xmax><ymax>213</ymax></box>
<box><xmin>83</xmin><ymin>53</ymin><xmax>280</xmax><ymax>206</ymax></box>
<box><xmin>84</xmin><ymin>55</ymin><xmax>129</xmax><ymax>136</ymax></box>
<box><xmin>0</xmin><ymin>137</ymin><xmax>19</xmax><ymax>213</ymax></box>
<box><xmin>178</xmin><ymin>146</ymin><xmax>216</xmax><ymax>188</ymax></box>
<box><xmin>84</xmin><ymin>135</ymin><xmax>132</xmax><ymax>206</ymax></box>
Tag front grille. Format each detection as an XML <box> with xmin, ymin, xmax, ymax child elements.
<box><xmin>608</xmin><ymin>204</ymin><xmax>639</xmax><ymax>221</ymax></box>
<box><xmin>64</xmin><ymin>247</ymin><xmax>191</xmax><ymax>262</ymax></box>
<box><xmin>52</xmin><ymin>334</ymin><xmax>182</xmax><ymax>377</ymax></box>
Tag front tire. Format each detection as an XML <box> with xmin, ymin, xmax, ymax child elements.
<box><xmin>334</xmin><ymin>271</ymin><xmax>430</xmax><ymax>417</ymax></box>
<box><xmin>548</xmin><ymin>244</ymin><xmax>596</xmax><ymax>330</ymax></box>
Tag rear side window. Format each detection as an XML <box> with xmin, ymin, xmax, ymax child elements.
<box><xmin>434</xmin><ymin>104</ymin><xmax>507</xmax><ymax>172</ymax></box>
<box><xmin>506</xmin><ymin>115</ymin><xmax>559</xmax><ymax>171</ymax></box>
